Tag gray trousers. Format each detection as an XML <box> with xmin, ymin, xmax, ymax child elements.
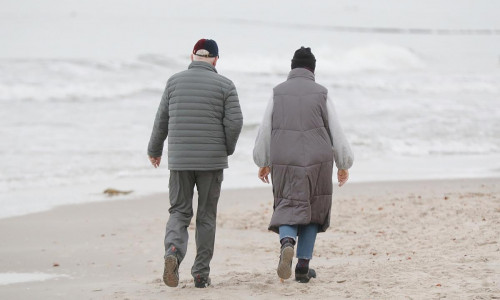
<box><xmin>164</xmin><ymin>169</ymin><xmax>223</xmax><ymax>278</ymax></box>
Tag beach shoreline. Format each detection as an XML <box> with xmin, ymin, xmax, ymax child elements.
<box><xmin>0</xmin><ymin>178</ymin><xmax>498</xmax><ymax>299</ymax></box>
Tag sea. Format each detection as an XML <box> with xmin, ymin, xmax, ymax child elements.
<box><xmin>1</xmin><ymin>0</ymin><xmax>499</xmax><ymax>218</ymax></box>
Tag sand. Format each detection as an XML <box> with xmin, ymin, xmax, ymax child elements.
<box><xmin>0</xmin><ymin>178</ymin><xmax>499</xmax><ymax>299</ymax></box>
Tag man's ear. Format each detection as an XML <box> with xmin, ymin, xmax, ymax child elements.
<box><xmin>190</xmin><ymin>54</ymin><xmax>194</xmax><ymax>62</ymax></box>
<box><xmin>213</xmin><ymin>57</ymin><xmax>218</xmax><ymax>66</ymax></box>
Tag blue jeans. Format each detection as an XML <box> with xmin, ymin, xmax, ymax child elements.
<box><xmin>279</xmin><ymin>224</ymin><xmax>318</xmax><ymax>260</ymax></box>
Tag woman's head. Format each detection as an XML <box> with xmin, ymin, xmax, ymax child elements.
<box><xmin>291</xmin><ymin>47</ymin><xmax>316</xmax><ymax>72</ymax></box>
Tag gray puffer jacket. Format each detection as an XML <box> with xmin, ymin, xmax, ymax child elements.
<box><xmin>148</xmin><ymin>61</ymin><xmax>243</xmax><ymax>170</ymax></box>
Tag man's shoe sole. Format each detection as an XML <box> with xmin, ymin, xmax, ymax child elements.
<box><xmin>163</xmin><ymin>255</ymin><xmax>179</xmax><ymax>287</ymax></box>
<box><xmin>277</xmin><ymin>246</ymin><xmax>294</xmax><ymax>279</ymax></box>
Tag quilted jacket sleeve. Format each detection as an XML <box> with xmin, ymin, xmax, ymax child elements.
<box><xmin>147</xmin><ymin>82</ymin><xmax>170</xmax><ymax>157</ymax></box>
<box><xmin>223</xmin><ymin>81</ymin><xmax>243</xmax><ymax>155</ymax></box>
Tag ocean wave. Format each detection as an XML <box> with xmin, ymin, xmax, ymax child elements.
<box><xmin>222</xmin><ymin>18</ymin><xmax>500</xmax><ymax>36</ymax></box>
<box><xmin>326</xmin><ymin>75</ymin><xmax>500</xmax><ymax>94</ymax></box>
<box><xmin>0</xmin><ymin>48</ymin><xmax>499</xmax><ymax>103</ymax></box>
<box><xmin>0</xmin><ymin>57</ymin><xmax>171</xmax><ymax>102</ymax></box>
<box><xmin>221</xmin><ymin>44</ymin><xmax>426</xmax><ymax>75</ymax></box>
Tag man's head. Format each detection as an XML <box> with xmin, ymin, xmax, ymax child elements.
<box><xmin>291</xmin><ymin>47</ymin><xmax>316</xmax><ymax>72</ymax></box>
<box><xmin>191</xmin><ymin>39</ymin><xmax>219</xmax><ymax>66</ymax></box>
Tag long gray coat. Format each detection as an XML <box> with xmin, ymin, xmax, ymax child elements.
<box><xmin>148</xmin><ymin>61</ymin><xmax>243</xmax><ymax>170</ymax></box>
<box><xmin>269</xmin><ymin>68</ymin><xmax>334</xmax><ymax>233</ymax></box>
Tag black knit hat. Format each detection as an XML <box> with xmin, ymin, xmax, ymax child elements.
<box><xmin>291</xmin><ymin>47</ymin><xmax>316</xmax><ymax>72</ymax></box>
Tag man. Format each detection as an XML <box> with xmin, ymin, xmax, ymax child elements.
<box><xmin>253</xmin><ymin>47</ymin><xmax>353</xmax><ymax>283</ymax></box>
<box><xmin>148</xmin><ymin>39</ymin><xmax>243</xmax><ymax>288</ymax></box>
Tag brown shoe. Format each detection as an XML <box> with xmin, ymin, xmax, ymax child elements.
<box><xmin>163</xmin><ymin>254</ymin><xmax>179</xmax><ymax>287</ymax></box>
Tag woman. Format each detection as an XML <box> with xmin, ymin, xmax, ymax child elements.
<box><xmin>253</xmin><ymin>47</ymin><xmax>354</xmax><ymax>283</ymax></box>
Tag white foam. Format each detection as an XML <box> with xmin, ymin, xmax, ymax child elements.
<box><xmin>319</xmin><ymin>44</ymin><xmax>425</xmax><ymax>73</ymax></box>
<box><xmin>0</xmin><ymin>273</ymin><xmax>68</xmax><ymax>286</ymax></box>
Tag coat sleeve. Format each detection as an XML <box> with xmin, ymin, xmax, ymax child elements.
<box><xmin>326</xmin><ymin>96</ymin><xmax>354</xmax><ymax>170</ymax></box>
<box><xmin>147</xmin><ymin>82</ymin><xmax>170</xmax><ymax>157</ymax></box>
<box><xmin>223</xmin><ymin>81</ymin><xmax>243</xmax><ymax>155</ymax></box>
<box><xmin>253</xmin><ymin>97</ymin><xmax>273</xmax><ymax>167</ymax></box>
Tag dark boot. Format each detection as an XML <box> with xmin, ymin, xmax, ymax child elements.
<box><xmin>295</xmin><ymin>265</ymin><xmax>317</xmax><ymax>283</ymax></box>
<box><xmin>194</xmin><ymin>274</ymin><xmax>211</xmax><ymax>288</ymax></box>
<box><xmin>277</xmin><ymin>238</ymin><xmax>295</xmax><ymax>280</ymax></box>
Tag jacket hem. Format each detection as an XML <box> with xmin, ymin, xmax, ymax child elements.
<box><xmin>168</xmin><ymin>165</ymin><xmax>228</xmax><ymax>171</ymax></box>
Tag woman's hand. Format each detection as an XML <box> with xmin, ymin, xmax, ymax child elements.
<box><xmin>337</xmin><ymin>169</ymin><xmax>349</xmax><ymax>187</ymax></box>
<box><xmin>258</xmin><ymin>167</ymin><xmax>271</xmax><ymax>184</ymax></box>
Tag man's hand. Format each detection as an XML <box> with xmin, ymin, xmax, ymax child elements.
<box><xmin>149</xmin><ymin>156</ymin><xmax>162</xmax><ymax>168</ymax></box>
<box><xmin>258</xmin><ymin>166</ymin><xmax>271</xmax><ymax>184</ymax></box>
<box><xmin>337</xmin><ymin>169</ymin><xmax>349</xmax><ymax>187</ymax></box>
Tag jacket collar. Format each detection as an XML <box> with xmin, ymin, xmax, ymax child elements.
<box><xmin>287</xmin><ymin>68</ymin><xmax>315</xmax><ymax>81</ymax></box>
<box><xmin>188</xmin><ymin>61</ymin><xmax>218</xmax><ymax>73</ymax></box>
